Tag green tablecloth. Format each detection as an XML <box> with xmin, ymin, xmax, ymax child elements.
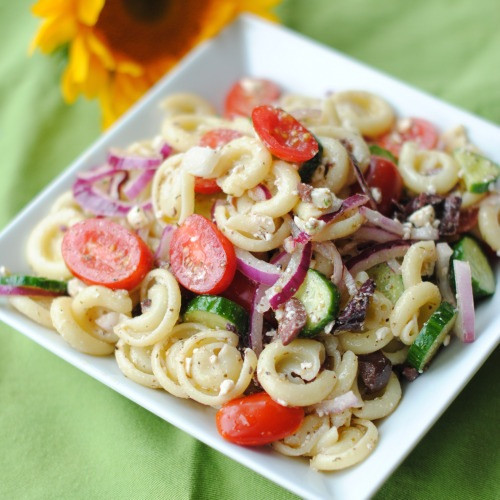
<box><xmin>0</xmin><ymin>1</ymin><xmax>499</xmax><ymax>498</ymax></box>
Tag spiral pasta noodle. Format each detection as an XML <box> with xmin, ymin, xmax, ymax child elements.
<box><xmin>114</xmin><ymin>269</ymin><xmax>181</xmax><ymax>347</ymax></box>
<box><xmin>175</xmin><ymin>329</ymin><xmax>257</xmax><ymax>407</ymax></box>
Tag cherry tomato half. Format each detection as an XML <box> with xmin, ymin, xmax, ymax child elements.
<box><xmin>252</xmin><ymin>105</ymin><xmax>319</xmax><ymax>163</ymax></box>
<box><xmin>224</xmin><ymin>77</ymin><xmax>281</xmax><ymax>118</ymax></box>
<box><xmin>193</xmin><ymin>177</ymin><xmax>221</xmax><ymax>195</ymax></box>
<box><xmin>169</xmin><ymin>214</ymin><xmax>236</xmax><ymax>294</ymax></box>
<box><xmin>216</xmin><ymin>392</ymin><xmax>304</xmax><ymax>446</ymax></box>
<box><xmin>375</xmin><ymin>118</ymin><xmax>438</xmax><ymax>158</ymax></box>
<box><xmin>365</xmin><ymin>155</ymin><xmax>403</xmax><ymax>215</ymax></box>
<box><xmin>199</xmin><ymin>128</ymin><xmax>242</xmax><ymax>149</ymax></box>
<box><xmin>61</xmin><ymin>218</ymin><xmax>153</xmax><ymax>290</ymax></box>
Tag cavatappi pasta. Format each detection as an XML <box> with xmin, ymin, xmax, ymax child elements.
<box><xmin>5</xmin><ymin>77</ymin><xmax>498</xmax><ymax>473</ymax></box>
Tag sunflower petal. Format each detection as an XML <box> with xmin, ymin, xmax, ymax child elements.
<box><xmin>81</xmin><ymin>55</ymin><xmax>108</xmax><ymax>98</ymax></box>
<box><xmin>29</xmin><ymin>16</ymin><xmax>76</xmax><ymax>54</ymax></box>
<box><xmin>86</xmin><ymin>32</ymin><xmax>115</xmax><ymax>69</ymax></box>
<box><xmin>61</xmin><ymin>64</ymin><xmax>80</xmax><ymax>103</ymax></box>
<box><xmin>31</xmin><ymin>0</ymin><xmax>73</xmax><ymax>18</ymax></box>
<box><xmin>68</xmin><ymin>35</ymin><xmax>90</xmax><ymax>83</ymax></box>
<box><xmin>77</xmin><ymin>0</ymin><xmax>105</xmax><ymax>26</ymax></box>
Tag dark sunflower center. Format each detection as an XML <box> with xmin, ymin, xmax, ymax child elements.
<box><xmin>122</xmin><ymin>0</ymin><xmax>168</xmax><ymax>22</ymax></box>
<box><xmin>95</xmin><ymin>0</ymin><xmax>212</xmax><ymax>63</ymax></box>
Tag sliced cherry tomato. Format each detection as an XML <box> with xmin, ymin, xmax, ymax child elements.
<box><xmin>375</xmin><ymin>118</ymin><xmax>438</xmax><ymax>158</ymax></box>
<box><xmin>61</xmin><ymin>218</ymin><xmax>153</xmax><ymax>290</ymax></box>
<box><xmin>194</xmin><ymin>177</ymin><xmax>221</xmax><ymax>195</ymax></box>
<box><xmin>199</xmin><ymin>128</ymin><xmax>242</xmax><ymax>149</ymax></box>
<box><xmin>193</xmin><ymin>129</ymin><xmax>244</xmax><ymax>194</ymax></box>
<box><xmin>224</xmin><ymin>77</ymin><xmax>281</xmax><ymax>118</ymax></box>
<box><xmin>216</xmin><ymin>392</ymin><xmax>304</xmax><ymax>446</ymax></box>
<box><xmin>169</xmin><ymin>214</ymin><xmax>236</xmax><ymax>294</ymax></box>
<box><xmin>365</xmin><ymin>155</ymin><xmax>403</xmax><ymax>215</ymax></box>
<box><xmin>252</xmin><ymin>105</ymin><xmax>319</xmax><ymax>163</ymax></box>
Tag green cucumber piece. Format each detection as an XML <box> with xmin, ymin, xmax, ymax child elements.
<box><xmin>294</xmin><ymin>269</ymin><xmax>340</xmax><ymax>337</ymax></box>
<box><xmin>449</xmin><ymin>236</ymin><xmax>495</xmax><ymax>298</ymax></box>
<box><xmin>0</xmin><ymin>275</ymin><xmax>68</xmax><ymax>294</ymax></box>
<box><xmin>369</xmin><ymin>144</ymin><xmax>397</xmax><ymax>164</ymax></box>
<box><xmin>407</xmin><ymin>301</ymin><xmax>457</xmax><ymax>372</ymax></box>
<box><xmin>299</xmin><ymin>137</ymin><xmax>323</xmax><ymax>183</ymax></box>
<box><xmin>366</xmin><ymin>262</ymin><xmax>404</xmax><ymax>305</ymax></box>
<box><xmin>183</xmin><ymin>295</ymin><xmax>248</xmax><ymax>334</ymax></box>
<box><xmin>453</xmin><ymin>149</ymin><xmax>500</xmax><ymax>193</ymax></box>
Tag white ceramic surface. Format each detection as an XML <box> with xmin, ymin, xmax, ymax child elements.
<box><xmin>0</xmin><ymin>15</ymin><xmax>498</xmax><ymax>500</ymax></box>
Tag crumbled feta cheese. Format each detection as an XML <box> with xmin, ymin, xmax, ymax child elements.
<box><xmin>371</xmin><ymin>187</ymin><xmax>382</xmax><ymax>203</ymax></box>
<box><xmin>443</xmin><ymin>335</ymin><xmax>451</xmax><ymax>347</ymax></box>
<box><xmin>219</xmin><ymin>379</ymin><xmax>235</xmax><ymax>396</ymax></box>
<box><xmin>293</xmin><ymin>215</ymin><xmax>326</xmax><ymax>235</ymax></box>
<box><xmin>402</xmin><ymin>222</ymin><xmax>412</xmax><ymax>240</ymax></box>
<box><xmin>323</xmin><ymin>321</ymin><xmax>335</xmax><ymax>334</ymax></box>
<box><xmin>311</xmin><ymin>187</ymin><xmax>338</xmax><ymax>210</ymax></box>
<box><xmin>181</xmin><ymin>146</ymin><xmax>219</xmax><ymax>176</ymax></box>
<box><xmin>408</xmin><ymin>205</ymin><xmax>435</xmax><ymax>228</ymax></box>
<box><xmin>67</xmin><ymin>278</ymin><xmax>86</xmax><ymax>297</ymax></box>
<box><xmin>127</xmin><ymin>205</ymin><xmax>149</xmax><ymax>230</ymax></box>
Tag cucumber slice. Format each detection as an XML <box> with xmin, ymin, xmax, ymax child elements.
<box><xmin>299</xmin><ymin>137</ymin><xmax>323</xmax><ymax>183</ymax></box>
<box><xmin>183</xmin><ymin>295</ymin><xmax>248</xmax><ymax>335</ymax></box>
<box><xmin>294</xmin><ymin>269</ymin><xmax>340</xmax><ymax>337</ymax></box>
<box><xmin>450</xmin><ymin>236</ymin><xmax>496</xmax><ymax>298</ymax></box>
<box><xmin>453</xmin><ymin>149</ymin><xmax>500</xmax><ymax>193</ymax></box>
<box><xmin>366</xmin><ymin>262</ymin><xmax>404</xmax><ymax>304</ymax></box>
<box><xmin>369</xmin><ymin>144</ymin><xmax>397</xmax><ymax>164</ymax></box>
<box><xmin>407</xmin><ymin>301</ymin><xmax>457</xmax><ymax>372</ymax></box>
<box><xmin>0</xmin><ymin>275</ymin><xmax>68</xmax><ymax>294</ymax></box>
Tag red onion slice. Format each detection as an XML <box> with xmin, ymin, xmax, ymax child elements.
<box><xmin>359</xmin><ymin>206</ymin><xmax>404</xmax><ymax>236</ymax></box>
<box><xmin>344</xmin><ymin>149</ymin><xmax>377</xmax><ymax>209</ymax></box>
<box><xmin>159</xmin><ymin>142</ymin><xmax>173</xmax><ymax>158</ymax></box>
<box><xmin>108</xmin><ymin>149</ymin><xmax>163</xmax><ymax>170</ymax></box>
<box><xmin>73</xmin><ymin>172</ymin><xmax>152</xmax><ymax>216</ymax></box>
<box><xmin>319</xmin><ymin>194</ymin><xmax>370</xmax><ymax>225</ymax></box>
<box><xmin>154</xmin><ymin>225</ymin><xmax>176</xmax><ymax>266</ymax></box>
<box><xmin>249</xmin><ymin>285</ymin><xmax>267</xmax><ymax>356</ymax></box>
<box><xmin>347</xmin><ymin>240</ymin><xmax>411</xmax><ymax>276</ymax></box>
<box><xmin>310</xmin><ymin>390</ymin><xmax>362</xmax><ymax>415</ymax></box>
<box><xmin>108</xmin><ymin>171</ymin><xmax>129</xmax><ymax>198</ymax></box>
<box><xmin>453</xmin><ymin>260</ymin><xmax>475</xmax><ymax>343</ymax></box>
<box><xmin>252</xmin><ymin>184</ymin><xmax>272</xmax><ymax>201</ymax></box>
<box><xmin>235</xmin><ymin>248</ymin><xmax>280</xmax><ymax>285</ymax></box>
<box><xmin>260</xmin><ymin>242</ymin><xmax>312</xmax><ymax>312</ymax></box>
<box><xmin>352</xmin><ymin>226</ymin><xmax>401</xmax><ymax>243</ymax></box>
<box><xmin>122</xmin><ymin>169</ymin><xmax>156</xmax><ymax>200</ymax></box>
<box><xmin>0</xmin><ymin>285</ymin><xmax>63</xmax><ymax>297</ymax></box>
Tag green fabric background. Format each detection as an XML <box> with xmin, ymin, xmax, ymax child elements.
<box><xmin>0</xmin><ymin>1</ymin><xmax>499</xmax><ymax>498</ymax></box>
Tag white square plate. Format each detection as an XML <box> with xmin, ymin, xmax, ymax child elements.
<box><xmin>0</xmin><ymin>15</ymin><xmax>499</xmax><ymax>500</ymax></box>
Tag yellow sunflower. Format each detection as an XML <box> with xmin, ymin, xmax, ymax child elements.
<box><xmin>30</xmin><ymin>0</ymin><xmax>281</xmax><ymax>128</ymax></box>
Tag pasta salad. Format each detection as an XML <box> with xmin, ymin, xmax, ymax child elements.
<box><xmin>2</xmin><ymin>77</ymin><xmax>498</xmax><ymax>471</ymax></box>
